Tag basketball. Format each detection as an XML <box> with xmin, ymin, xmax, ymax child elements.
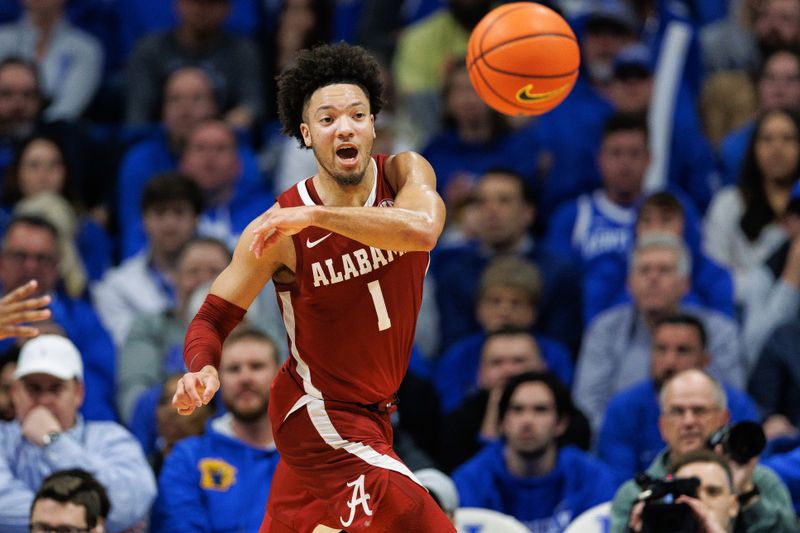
<box><xmin>466</xmin><ymin>2</ymin><xmax>580</xmax><ymax>116</ymax></box>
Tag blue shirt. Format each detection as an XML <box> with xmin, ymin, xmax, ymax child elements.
<box><xmin>0</xmin><ymin>417</ymin><xmax>155</xmax><ymax>532</ymax></box>
<box><xmin>453</xmin><ymin>442</ymin><xmax>617</xmax><ymax>532</ymax></box>
<box><xmin>597</xmin><ymin>378</ymin><xmax>759</xmax><ymax>483</ymax></box>
<box><xmin>152</xmin><ymin>415</ymin><xmax>281</xmax><ymax>532</ymax></box>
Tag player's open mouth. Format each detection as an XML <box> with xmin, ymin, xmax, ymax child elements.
<box><xmin>336</xmin><ymin>145</ymin><xmax>358</xmax><ymax>163</ymax></box>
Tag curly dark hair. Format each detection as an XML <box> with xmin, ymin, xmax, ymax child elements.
<box><xmin>276</xmin><ymin>42</ymin><xmax>384</xmax><ymax>148</ymax></box>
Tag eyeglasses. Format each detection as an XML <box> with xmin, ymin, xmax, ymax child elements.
<box><xmin>663</xmin><ymin>405</ymin><xmax>720</xmax><ymax>420</ymax></box>
<box><xmin>2</xmin><ymin>250</ymin><xmax>57</xmax><ymax>267</ymax></box>
<box><xmin>29</xmin><ymin>524</ymin><xmax>90</xmax><ymax>533</ymax></box>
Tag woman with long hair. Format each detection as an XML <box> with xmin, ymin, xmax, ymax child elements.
<box><xmin>704</xmin><ymin>108</ymin><xmax>800</xmax><ymax>301</ymax></box>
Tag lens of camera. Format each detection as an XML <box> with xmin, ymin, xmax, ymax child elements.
<box><xmin>726</xmin><ymin>421</ymin><xmax>766</xmax><ymax>464</ymax></box>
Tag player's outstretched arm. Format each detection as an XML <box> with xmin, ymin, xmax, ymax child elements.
<box><xmin>250</xmin><ymin>152</ymin><xmax>445</xmax><ymax>257</ymax></box>
<box><xmin>174</xmin><ymin>207</ymin><xmax>292</xmax><ymax>415</ymax></box>
<box><xmin>0</xmin><ymin>280</ymin><xmax>51</xmax><ymax>340</ymax></box>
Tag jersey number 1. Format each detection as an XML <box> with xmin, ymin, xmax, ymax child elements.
<box><xmin>367</xmin><ymin>280</ymin><xmax>392</xmax><ymax>331</ymax></box>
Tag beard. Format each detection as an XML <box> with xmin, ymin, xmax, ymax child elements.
<box><xmin>223</xmin><ymin>393</ymin><xmax>269</xmax><ymax>423</ymax></box>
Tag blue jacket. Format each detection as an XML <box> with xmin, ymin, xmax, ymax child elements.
<box><xmin>152</xmin><ymin>415</ymin><xmax>280</xmax><ymax>532</ymax></box>
<box><xmin>597</xmin><ymin>378</ymin><xmax>759</xmax><ymax>483</ymax></box>
<box><xmin>433</xmin><ymin>332</ymin><xmax>574</xmax><ymax>414</ymax></box>
<box><xmin>116</xmin><ymin>130</ymin><xmax>266</xmax><ymax>258</ymax></box>
<box><xmin>453</xmin><ymin>442</ymin><xmax>617</xmax><ymax>532</ymax></box>
<box><xmin>430</xmin><ymin>241</ymin><xmax>583</xmax><ymax>354</ymax></box>
<box><xmin>0</xmin><ymin>290</ymin><xmax>118</xmax><ymax>421</ymax></box>
<box><xmin>719</xmin><ymin>120</ymin><xmax>754</xmax><ymax>188</ymax></box>
<box><xmin>421</xmin><ymin>123</ymin><xmax>539</xmax><ymax>199</ymax></box>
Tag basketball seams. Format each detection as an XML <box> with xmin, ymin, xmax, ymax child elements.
<box><xmin>470</xmin><ymin>33</ymin><xmax>577</xmax><ymax>69</ymax></box>
<box><xmin>471</xmin><ymin>59</ymin><xmax>548</xmax><ymax>114</ymax></box>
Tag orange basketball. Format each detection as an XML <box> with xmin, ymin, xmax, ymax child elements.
<box><xmin>466</xmin><ymin>2</ymin><xmax>580</xmax><ymax>116</ymax></box>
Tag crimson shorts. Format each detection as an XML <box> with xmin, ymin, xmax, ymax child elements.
<box><xmin>259</xmin><ymin>368</ymin><xmax>454</xmax><ymax>532</ymax></box>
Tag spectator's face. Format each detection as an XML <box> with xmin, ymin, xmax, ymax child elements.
<box><xmin>30</xmin><ymin>499</ymin><xmax>90</xmax><ymax>533</ymax></box>
<box><xmin>628</xmin><ymin>247</ymin><xmax>688</xmax><ymax>314</ymax></box>
<box><xmin>473</xmin><ymin>173</ymin><xmax>533</xmax><ymax>250</ymax></box>
<box><xmin>176</xmin><ymin>0</ymin><xmax>231</xmax><ymax>34</ymax></box>
<box><xmin>651</xmin><ymin>324</ymin><xmax>708</xmax><ymax>386</ymax></box>
<box><xmin>754</xmin><ymin>0</ymin><xmax>800</xmax><ymax>49</ymax></box>
<box><xmin>300</xmin><ymin>83</ymin><xmax>376</xmax><ymax>187</ymax></box>
<box><xmin>0</xmin><ymin>64</ymin><xmax>40</xmax><ymax>133</ymax></box>
<box><xmin>180</xmin><ymin>123</ymin><xmax>241</xmax><ymax>193</ymax></box>
<box><xmin>445</xmin><ymin>67</ymin><xmax>492</xmax><ymax>128</ymax></box>
<box><xmin>220</xmin><ymin>338</ymin><xmax>279</xmax><ymax>422</ymax></box>
<box><xmin>636</xmin><ymin>207</ymin><xmax>684</xmax><ymax>238</ymax></box>
<box><xmin>0</xmin><ymin>361</ymin><xmax>16</xmax><ymax>421</ymax></box>
<box><xmin>608</xmin><ymin>71</ymin><xmax>652</xmax><ymax>113</ymax></box>
<box><xmin>476</xmin><ymin>285</ymin><xmax>535</xmax><ymax>331</ymax></box>
<box><xmin>754</xmin><ymin>111</ymin><xmax>800</xmax><ymax>183</ymax></box>
<box><xmin>13</xmin><ymin>374</ymin><xmax>83</xmax><ymax>429</ymax></box>
<box><xmin>0</xmin><ymin>223</ymin><xmax>60</xmax><ymax>295</ymax></box>
<box><xmin>598</xmin><ymin>129</ymin><xmax>649</xmax><ymax>205</ymax></box>
<box><xmin>478</xmin><ymin>334</ymin><xmax>544</xmax><ymax>391</ymax></box>
<box><xmin>582</xmin><ymin>25</ymin><xmax>635</xmax><ymax>84</ymax></box>
<box><xmin>142</xmin><ymin>200</ymin><xmax>197</xmax><ymax>257</ymax></box>
<box><xmin>659</xmin><ymin>372</ymin><xmax>729</xmax><ymax>456</ymax></box>
<box><xmin>162</xmin><ymin>69</ymin><xmax>217</xmax><ymax>143</ymax></box>
<box><xmin>17</xmin><ymin>139</ymin><xmax>66</xmax><ymax>198</ymax></box>
<box><xmin>758</xmin><ymin>52</ymin><xmax>800</xmax><ymax>111</ymax></box>
<box><xmin>501</xmin><ymin>381</ymin><xmax>565</xmax><ymax>455</ymax></box>
<box><xmin>175</xmin><ymin>242</ymin><xmax>229</xmax><ymax>306</ymax></box>
<box><xmin>674</xmin><ymin>462</ymin><xmax>738</xmax><ymax>530</ymax></box>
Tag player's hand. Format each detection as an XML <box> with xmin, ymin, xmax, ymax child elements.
<box><xmin>249</xmin><ymin>206</ymin><xmax>316</xmax><ymax>258</ymax></box>
<box><xmin>172</xmin><ymin>366</ymin><xmax>219</xmax><ymax>415</ymax></box>
<box><xmin>0</xmin><ymin>280</ymin><xmax>51</xmax><ymax>340</ymax></box>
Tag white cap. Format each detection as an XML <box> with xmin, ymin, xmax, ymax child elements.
<box><xmin>415</xmin><ymin>468</ymin><xmax>459</xmax><ymax>514</ymax></box>
<box><xmin>14</xmin><ymin>335</ymin><xmax>83</xmax><ymax>381</ymax></box>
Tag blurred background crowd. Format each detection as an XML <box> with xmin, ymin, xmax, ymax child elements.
<box><xmin>2</xmin><ymin>0</ymin><xmax>800</xmax><ymax>531</ymax></box>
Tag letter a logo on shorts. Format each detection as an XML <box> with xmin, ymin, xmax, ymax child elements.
<box><xmin>340</xmin><ymin>474</ymin><xmax>373</xmax><ymax>528</ymax></box>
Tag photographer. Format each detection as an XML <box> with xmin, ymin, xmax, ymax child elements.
<box><xmin>628</xmin><ymin>450</ymin><xmax>739</xmax><ymax>533</ymax></box>
<box><xmin>609</xmin><ymin>369</ymin><xmax>795</xmax><ymax>532</ymax></box>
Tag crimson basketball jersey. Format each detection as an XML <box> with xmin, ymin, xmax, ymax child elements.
<box><xmin>274</xmin><ymin>154</ymin><xmax>429</xmax><ymax>405</ymax></box>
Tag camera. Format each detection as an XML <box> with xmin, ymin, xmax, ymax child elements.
<box><xmin>707</xmin><ymin>421</ymin><xmax>766</xmax><ymax>464</ymax></box>
<box><xmin>636</xmin><ymin>475</ymin><xmax>701</xmax><ymax>533</ymax></box>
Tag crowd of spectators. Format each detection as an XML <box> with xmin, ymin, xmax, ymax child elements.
<box><xmin>1</xmin><ymin>0</ymin><xmax>800</xmax><ymax>531</ymax></box>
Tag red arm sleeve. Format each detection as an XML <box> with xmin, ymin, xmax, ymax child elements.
<box><xmin>183</xmin><ymin>294</ymin><xmax>247</xmax><ymax>372</ymax></box>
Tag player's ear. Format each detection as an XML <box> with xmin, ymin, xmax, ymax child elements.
<box><xmin>371</xmin><ymin>115</ymin><xmax>376</xmax><ymax>139</ymax></box>
<box><xmin>300</xmin><ymin>123</ymin><xmax>312</xmax><ymax>147</ymax></box>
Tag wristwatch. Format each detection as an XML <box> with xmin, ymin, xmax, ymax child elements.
<box><xmin>41</xmin><ymin>431</ymin><xmax>61</xmax><ymax>447</ymax></box>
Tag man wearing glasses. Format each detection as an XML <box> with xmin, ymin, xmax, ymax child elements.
<box><xmin>608</xmin><ymin>369</ymin><xmax>796</xmax><ymax>532</ymax></box>
<box><xmin>0</xmin><ymin>215</ymin><xmax>117</xmax><ymax>421</ymax></box>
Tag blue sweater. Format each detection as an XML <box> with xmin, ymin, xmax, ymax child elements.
<box><xmin>152</xmin><ymin>416</ymin><xmax>280</xmax><ymax>532</ymax></box>
<box><xmin>453</xmin><ymin>442</ymin><xmax>617</xmax><ymax>532</ymax></box>
<box><xmin>597</xmin><ymin>378</ymin><xmax>759</xmax><ymax>483</ymax></box>
<box><xmin>433</xmin><ymin>332</ymin><xmax>574</xmax><ymax>414</ymax></box>
<box><xmin>430</xmin><ymin>241</ymin><xmax>583</xmax><ymax>354</ymax></box>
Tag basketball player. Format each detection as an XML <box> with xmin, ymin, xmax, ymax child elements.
<box><xmin>172</xmin><ymin>43</ymin><xmax>453</xmax><ymax>532</ymax></box>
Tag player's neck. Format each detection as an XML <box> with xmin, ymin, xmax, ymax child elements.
<box><xmin>231</xmin><ymin>413</ymin><xmax>274</xmax><ymax>449</ymax></box>
<box><xmin>313</xmin><ymin>165</ymin><xmax>375</xmax><ymax>208</ymax></box>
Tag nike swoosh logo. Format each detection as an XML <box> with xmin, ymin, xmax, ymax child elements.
<box><xmin>306</xmin><ymin>233</ymin><xmax>333</xmax><ymax>248</ymax></box>
<box><xmin>515</xmin><ymin>83</ymin><xmax>570</xmax><ymax>103</ymax></box>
